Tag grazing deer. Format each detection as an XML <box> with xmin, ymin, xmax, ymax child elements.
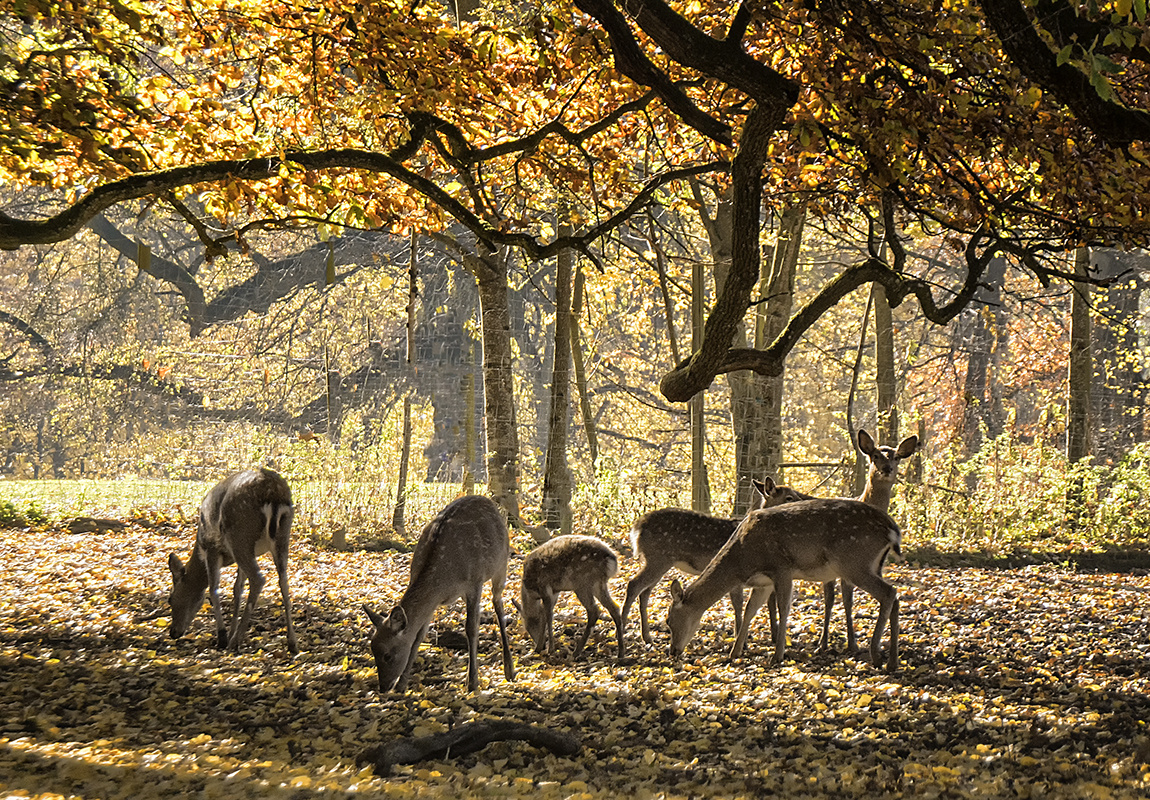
<box><xmin>167</xmin><ymin>468</ymin><xmax>298</xmax><ymax>653</ymax></box>
<box><xmin>363</xmin><ymin>495</ymin><xmax>515</xmax><ymax>693</ymax></box>
<box><xmin>821</xmin><ymin>429</ymin><xmax>918</xmax><ymax>651</ymax></box>
<box><xmin>667</xmin><ymin>498</ymin><xmax>901</xmax><ymax>671</ymax></box>
<box><xmin>621</xmin><ymin>477</ymin><xmax>806</xmax><ymax>645</ymax></box>
<box><xmin>520</xmin><ymin>534</ymin><xmax>625</xmax><ymax>659</ymax></box>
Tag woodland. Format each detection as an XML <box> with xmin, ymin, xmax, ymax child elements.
<box><xmin>1</xmin><ymin>0</ymin><xmax>1150</xmax><ymax>798</ymax></box>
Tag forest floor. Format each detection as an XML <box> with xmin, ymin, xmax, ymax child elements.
<box><xmin>0</xmin><ymin>518</ymin><xmax>1148</xmax><ymax>799</ymax></box>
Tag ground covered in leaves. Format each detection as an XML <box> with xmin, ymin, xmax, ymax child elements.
<box><xmin>1</xmin><ymin>519</ymin><xmax>1149</xmax><ymax>799</ymax></box>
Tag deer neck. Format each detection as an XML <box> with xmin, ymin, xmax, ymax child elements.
<box><xmin>184</xmin><ymin>544</ymin><xmax>213</xmax><ymax>593</ymax></box>
<box><xmin>684</xmin><ymin>559</ymin><xmax>743</xmax><ymax>611</ymax></box>
<box><xmin>858</xmin><ymin>474</ymin><xmax>895</xmax><ymax>513</ymax></box>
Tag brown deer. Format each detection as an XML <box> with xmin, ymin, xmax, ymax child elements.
<box><xmin>167</xmin><ymin>468</ymin><xmax>298</xmax><ymax>653</ymax></box>
<box><xmin>667</xmin><ymin>498</ymin><xmax>901</xmax><ymax>671</ymax></box>
<box><xmin>520</xmin><ymin>534</ymin><xmax>625</xmax><ymax>659</ymax></box>
<box><xmin>813</xmin><ymin>429</ymin><xmax>918</xmax><ymax>652</ymax></box>
<box><xmin>363</xmin><ymin>495</ymin><xmax>515</xmax><ymax>693</ymax></box>
<box><xmin>621</xmin><ymin>477</ymin><xmax>806</xmax><ymax>645</ymax></box>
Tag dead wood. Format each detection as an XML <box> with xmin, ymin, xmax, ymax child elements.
<box><xmin>357</xmin><ymin>719</ymin><xmax>581</xmax><ymax>775</ymax></box>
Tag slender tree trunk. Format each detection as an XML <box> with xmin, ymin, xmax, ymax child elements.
<box><xmin>392</xmin><ymin>232</ymin><xmax>418</xmax><ymax>536</ymax></box>
<box><xmin>1068</xmin><ymin>247</ymin><xmax>1092</xmax><ymax>464</ymax></box>
<box><xmin>569</xmin><ymin>265</ymin><xmax>599</xmax><ymax>471</ymax></box>
<box><xmin>691</xmin><ymin>252</ymin><xmax>710</xmax><ymax>513</ymax></box>
<box><xmin>873</xmin><ymin>281</ymin><xmax>898</xmax><ymax>447</ymax></box>
<box><xmin>541</xmin><ymin>221</ymin><xmax>574</xmax><ymax>533</ymax></box>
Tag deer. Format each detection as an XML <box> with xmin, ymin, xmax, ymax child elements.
<box><xmin>166</xmin><ymin>468</ymin><xmax>298</xmax><ymax>654</ymax></box>
<box><xmin>667</xmin><ymin>498</ymin><xmax>901</xmax><ymax>671</ymax></box>
<box><xmin>791</xmin><ymin>429</ymin><xmax>918</xmax><ymax>654</ymax></box>
<box><xmin>621</xmin><ymin>476</ymin><xmax>807</xmax><ymax>645</ymax></box>
<box><xmin>519</xmin><ymin>534</ymin><xmax>625</xmax><ymax>660</ymax></box>
<box><xmin>363</xmin><ymin>495</ymin><xmax>515</xmax><ymax>693</ymax></box>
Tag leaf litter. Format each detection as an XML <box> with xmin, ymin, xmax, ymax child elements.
<box><xmin>0</xmin><ymin>521</ymin><xmax>1148</xmax><ymax>798</ymax></box>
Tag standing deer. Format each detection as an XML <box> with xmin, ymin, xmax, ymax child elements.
<box><xmin>621</xmin><ymin>477</ymin><xmax>806</xmax><ymax>644</ymax></box>
<box><xmin>167</xmin><ymin>468</ymin><xmax>298</xmax><ymax>653</ymax></box>
<box><xmin>363</xmin><ymin>495</ymin><xmax>515</xmax><ymax>693</ymax></box>
<box><xmin>520</xmin><ymin>534</ymin><xmax>625</xmax><ymax>659</ymax></box>
<box><xmin>818</xmin><ymin>429</ymin><xmax>918</xmax><ymax>651</ymax></box>
<box><xmin>762</xmin><ymin>429</ymin><xmax>919</xmax><ymax>654</ymax></box>
<box><xmin>667</xmin><ymin>498</ymin><xmax>901</xmax><ymax>671</ymax></box>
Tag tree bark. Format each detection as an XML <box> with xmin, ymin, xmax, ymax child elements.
<box><xmin>873</xmin><ymin>281</ymin><xmax>898</xmax><ymax>447</ymax></box>
<box><xmin>569</xmin><ymin>265</ymin><xmax>599</xmax><ymax>470</ymax></box>
<box><xmin>541</xmin><ymin>221</ymin><xmax>575</xmax><ymax>533</ymax></box>
<box><xmin>392</xmin><ymin>231</ymin><xmax>418</xmax><ymax>536</ymax></box>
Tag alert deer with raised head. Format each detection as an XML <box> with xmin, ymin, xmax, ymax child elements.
<box><xmin>363</xmin><ymin>495</ymin><xmax>515</xmax><ymax>693</ymax></box>
<box><xmin>667</xmin><ymin>498</ymin><xmax>901</xmax><ymax>671</ymax></box>
<box><xmin>621</xmin><ymin>477</ymin><xmax>807</xmax><ymax>645</ymax></box>
<box><xmin>520</xmin><ymin>534</ymin><xmax>625</xmax><ymax>660</ymax></box>
<box><xmin>166</xmin><ymin>468</ymin><xmax>298</xmax><ymax>653</ymax></box>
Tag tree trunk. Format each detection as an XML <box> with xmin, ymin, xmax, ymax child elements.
<box><xmin>569</xmin><ymin>265</ymin><xmax>599</xmax><ymax>471</ymax></box>
<box><xmin>1067</xmin><ymin>247</ymin><xmax>1092</xmax><ymax>464</ymax></box>
<box><xmin>541</xmin><ymin>224</ymin><xmax>574</xmax><ymax>534</ymax></box>
<box><xmin>392</xmin><ymin>232</ymin><xmax>418</xmax><ymax>536</ymax></box>
<box><xmin>470</xmin><ymin>249</ymin><xmax>531</xmax><ymax>534</ymax></box>
<box><xmin>960</xmin><ymin>256</ymin><xmax>1007</xmax><ymax>456</ymax></box>
<box><xmin>691</xmin><ymin>251</ymin><xmax>710</xmax><ymax>513</ymax></box>
<box><xmin>872</xmin><ymin>281</ymin><xmax>898</xmax><ymax>447</ymax></box>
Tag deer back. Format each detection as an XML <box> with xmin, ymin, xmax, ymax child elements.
<box><xmin>737</xmin><ymin>499</ymin><xmax>900</xmax><ymax>582</ymax></box>
<box><xmin>522</xmin><ymin>534</ymin><xmax>619</xmax><ymax>597</ymax></box>
<box><xmin>403</xmin><ymin>495</ymin><xmax>510</xmax><ymax>613</ymax></box>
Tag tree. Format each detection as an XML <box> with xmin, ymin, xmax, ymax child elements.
<box><xmin>5</xmin><ymin>0</ymin><xmax>1150</xmax><ymax>474</ymax></box>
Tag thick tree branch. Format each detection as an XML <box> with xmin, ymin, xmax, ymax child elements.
<box><xmin>572</xmin><ymin>0</ymin><xmax>734</xmax><ymax>144</ymax></box>
<box><xmin>978</xmin><ymin>0</ymin><xmax>1150</xmax><ymax>146</ymax></box>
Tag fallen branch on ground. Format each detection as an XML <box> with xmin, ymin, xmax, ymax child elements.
<box><xmin>357</xmin><ymin>719</ymin><xmax>581</xmax><ymax>775</ymax></box>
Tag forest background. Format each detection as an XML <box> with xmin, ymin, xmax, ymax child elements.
<box><xmin>0</xmin><ymin>0</ymin><xmax>1147</xmax><ymax>558</ymax></box>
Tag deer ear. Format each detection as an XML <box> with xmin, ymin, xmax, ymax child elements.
<box><xmin>669</xmin><ymin>579</ymin><xmax>685</xmax><ymax>603</ymax></box>
<box><xmin>363</xmin><ymin>604</ymin><xmax>386</xmax><ymax>629</ymax></box>
<box><xmin>751</xmin><ymin>478</ymin><xmax>766</xmax><ymax>497</ymax></box>
<box><xmin>857</xmin><ymin>429</ymin><xmax>877</xmax><ymax>455</ymax></box>
<box><xmin>167</xmin><ymin>552</ymin><xmax>186</xmax><ymax>582</ymax></box>
<box><xmin>386</xmin><ymin>607</ymin><xmax>408</xmax><ymax>634</ymax></box>
<box><xmin>897</xmin><ymin>435</ymin><xmax>919</xmax><ymax>458</ymax></box>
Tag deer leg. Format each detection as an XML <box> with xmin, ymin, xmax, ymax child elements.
<box><xmin>623</xmin><ymin>563</ymin><xmax>665</xmax><ymax>644</ymax></box>
<box><xmin>767</xmin><ymin>592</ymin><xmax>778</xmax><ymax>644</ymax></box>
<box><xmin>842</xmin><ymin>581</ymin><xmax>858</xmax><ymax>653</ymax></box>
<box><xmin>395</xmin><ymin>622</ymin><xmax>430</xmax><ymax>693</ymax></box>
<box><xmin>596</xmin><ymin>581</ymin><xmax>626</xmax><ymax>660</ymax></box>
<box><xmin>490</xmin><ymin>576</ymin><xmax>516</xmax><ymax>681</ymax></box>
<box><xmin>772</xmin><ymin>578</ymin><xmax>794</xmax><ymax>665</ymax></box>
<box><xmin>464</xmin><ymin>590</ymin><xmax>482</xmax><ymax>692</ymax></box>
<box><xmin>228</xmin><ymin>570</ymin><xmax>246</xmax><ymax>644</ymax></box>
<box><xmin>572</xmin><ymin>587</ymin><xmax>600</xmax><ymax>658</ymax></box>
<box><xmin>272</xmin><ymin>531</ymin><xmax>298</xmax><ymax>654</ymax></box>
<box><xmin>851</xmin><ymin>573</ymin><xmax>897</xmax><ymax>669</ymax></box>
<box><xmin>731</xmin><ymin>586</ymin><xmax>770</xmax><ymax>659</ymax></box>
<box><xmin>818</xmin><ymin>581</ymin><xmax>836</xmax><ymax>653</ymax></box>
<box><xmin>728</xmin><ymin>586</ymin><xmax>744</xmax><ymax>639</ymax></box>
<box><xmin>543</xmin><ymin>592</ymin><xmax>559</xmax><ymax>656</ymax></box>
<box><xmin>229</xmin><ymin>553</ymin><xmax>265</xmax><ymax>652</ymax></box>
<box><xmin>203</xmin><ymin>551</ymin><xmax>227</xmax><ymax>649</ymax></box>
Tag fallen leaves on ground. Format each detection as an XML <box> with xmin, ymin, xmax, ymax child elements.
<box><xmin>0</xmin><ymin>521</ymin><xmax>1148</xmax><ymax>799</ymax></box>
